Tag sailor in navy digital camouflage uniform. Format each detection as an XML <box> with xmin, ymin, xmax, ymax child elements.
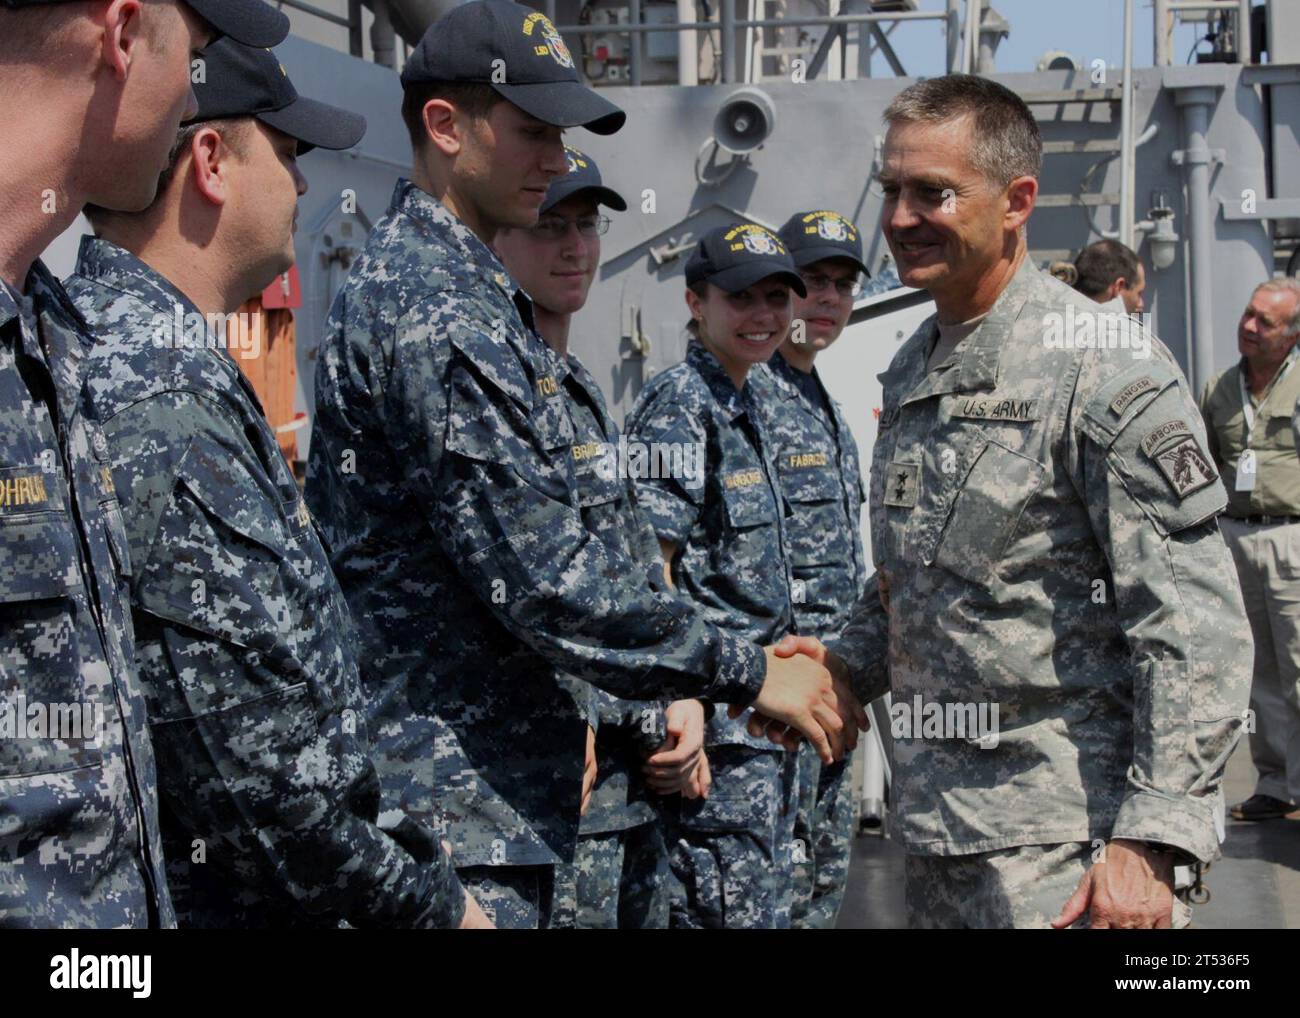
<box><xmin>65</xmin><ymin>40</ymin><xmax>485</xmax><ymax>929</ymax></box>
<box><xmin>0</xmin><ymin>0</ymin><xmax>289</xmax><ymax>929</ymax></box>
<box><xmin>495</xmin><ymin>146</ymin><xmax>709</xmax><ymax>929</ymax></box>
<box><xmin>305</xmin><ymin>0</ymin><xmax>849</xmax><ymax>930</ymax></box>
<box><xmin>626</xmin><ymin>223</ymin><xmax>862</xmax><ymax>928</ymax></box>
<box><xmin>764</xmin><ymin>209</ymin><xmax>871</xmax><ymax>928</ymax></box>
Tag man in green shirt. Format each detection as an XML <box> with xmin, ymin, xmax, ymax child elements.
<box><xmin>1199</xmin><ymin>278</ymin><xmax>1300</xmax><ymax>822</ymax></box>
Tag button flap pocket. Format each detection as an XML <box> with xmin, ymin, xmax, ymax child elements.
<box><xmin>573</xmin><ymin>454</ymin><xmax>622</xmax><ymax>509</ymax></box>
<box><xmin>922</xmin><ymin>438</ymin><xmax>1045</xmax><ymax>585</ymax></box>
<box><xmin>722</xmin><ymin>472</ymin><xmax>777</xmax><ymax>529</ymax></box>
<box><xmin>136</xmin><ymin>440</ymin><xmax>289</xmax><ymax>648</ymax></box>
<box><xmin>173</xmin><ymin>437</ymin><xmax>286</xmax><ymax>554</ymax></box>
<box><xmin>779</xmin><ymin>461</ymin><xmax>841</xmax><ymax>504</ymax></box>
<box><xmin>0</xmin><ymin>508</ymin><xmax>78</xmax><ymax>602</ymax></box>
<box><xmin>444</xmin><ymin>312</ymin><xmax>534</xmax><ymax>411</ymax></box>
<box><xmin>533</xmin><ymin>394</ymin><xmax>575</xmax><ymax>453</ymax></box>
<box><xmin>1080</xmin><ymin>369</ymin><xmax>1176</xmax><ymax>449</ymax></box>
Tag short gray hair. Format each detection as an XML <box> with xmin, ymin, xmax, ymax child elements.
<box><xmin>883</xmin><ymin>74</ymin><xmax>1042</xmax><ymax>189</ymax></box>
<box><xmin>1253</xmin><ymin>277</ymin><xmax>1300</xmax><ymax>334</ymax></box>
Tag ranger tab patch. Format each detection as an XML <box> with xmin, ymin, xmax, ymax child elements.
<box><xmin>883</xmin><ymin>462</ymin><xmax>919</xmax><ymax>508</ymax></box>
<box><xmin>1109</xmin><ymin>376</ymin><xmax>1158</xmax><ymax>416</ymax></box>
<box><xmin>950</xmin><ymin>396</ymin><xmax>1039</xmax><ymax>422</ymax></box>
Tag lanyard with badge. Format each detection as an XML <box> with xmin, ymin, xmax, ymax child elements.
<box><xmin>1236</xmin><ymin>346</ymin><xmax>1300</xmax><ymax>491</ymax></box>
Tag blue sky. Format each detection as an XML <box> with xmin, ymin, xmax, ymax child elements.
<box><xmin>867</xmin><ymin>0</ymin><xmax>1213</xmax><ymax>78</ymax></box>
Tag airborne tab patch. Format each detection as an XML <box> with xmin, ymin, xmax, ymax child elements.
<box><xmin>1139</xmin><ymin>419</ymin><xmax>1192</xmax><ymax>458</ymax></box>
<box><xmin>883</xmin><ymin>462</ymin><xmax>919</xmax><ymax>508</ymax></box>
<box><xmin>950</xmin><ymin>396</ymin><xmax>1039</xmax><ymax>423</ymax></box>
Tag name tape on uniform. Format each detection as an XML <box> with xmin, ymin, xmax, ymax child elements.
<box><xmin>0</xmin><ymin>471</ymin><xmax>53</xmax><ymax>511</ymax></box>
<box><xmin>787</xmin><ymin>451</ymin><xmax>829</xmax><ymax>469</ymax></box>
<box><xmin>950</xmin><ymin>396</ymin><xmax>1040</xmax><ymax>423</ymax></box>
<box><xmin>724</xmin><ymin>469</ymin><xmax>764</xmax><ymax>490</ymax></box>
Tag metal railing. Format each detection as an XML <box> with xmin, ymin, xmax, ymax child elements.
<box><xmin>275</xmin><ymin>0</ymin><xmax>1259</xmax><ymax>88</ymax></box>
<box><xmin>1153</xmin><ymin>0</ymin><xmax>1253</xmax><ymax>66</ymax></box>
<box><xmin>275</xmin><ymin>0</ymin><xmax>1019</xmax><ymax>87</ymax></box>
<box><xmin>552</xmin><ymin>0</ymin><xmax>962</xmax><ymax>87</ymax></box>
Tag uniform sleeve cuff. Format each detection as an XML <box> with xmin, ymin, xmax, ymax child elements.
<box><xmin>701</xmin><ymin>635</ymin><xmax>765</xmax><ymax>708</ymax></box>
<box><xmin>423</xmin><ymin>854</ymin><xmax>468</xmax><ymax>929</ymax></box>
<box><xmin>827</xmin><ymin>636</ymin><xmax>888</xmax><ymax>707</ymax></box>
<box><xmin>1111</xmin><ymin>791</ymin><xmax>1221</xmax><ymax>865</ymax></box>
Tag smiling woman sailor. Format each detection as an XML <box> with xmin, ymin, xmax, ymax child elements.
<box><xmin>625</xmin><ymin>222</ymin><xmax>812</xmax><ymax>929</ymax></box>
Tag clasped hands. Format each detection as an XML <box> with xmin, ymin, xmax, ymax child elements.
<box><xmin>580</xmin><ymin>702</ymin><xmax>713</xmax><ymax>808</ymax></box>
<box><xmin>736</xmin><ymin>635</ymin><xmax>869</xmax><ymax>765</ymax></box>
<box><xmin>585</xmin><ymin>636</ymin><xmax>867</xmax><ymax>814</ymax></box>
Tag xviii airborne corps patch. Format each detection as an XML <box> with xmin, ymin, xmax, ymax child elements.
<box><xmin>1140</xmin><ymin>420</ymin><xmax>1216</xmax><ymax>499</ymax></box>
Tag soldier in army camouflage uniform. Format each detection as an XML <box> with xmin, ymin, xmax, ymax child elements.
<box><xmin>762</xmin><ymin>209</ymin><xmax>872</xmax><ymax>929</ymax></box>
<box><xmin>65</xmin><ymin>40</ymin><xmax>483</xmax><ymax>929</ymax></box>
<box><xmin>777</xmin><ymin>75</ymin><xmax>1251</xmax><ymax>928</ymax></box>
<box><xmin>495</xmin><ymin>147</ymin><xmax>709</xmax><ymax>929</ymax></box>
<box><xmin>626</xmin><ymin>223</ymin><xmax>862</xmax><ymax>928</ymax></box>
<box><xmin>305</xmin><ymin>1</ymin><xmax>848</xmax><ymax>930</ymax></box>
<box><xmin>0</xmin><ymin>0</ymin><xmax>288</xmax><ymax>929</ymax></box>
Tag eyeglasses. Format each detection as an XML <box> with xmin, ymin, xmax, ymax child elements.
<box><xmin>530</xmin><ymin>214</ymin><xmax>611</xmax><ymax>239</ymax></box>
<box><xmin>801</xmin><ymin>272</ymin><xmax>861</xmax><ymax>298</ymax></box>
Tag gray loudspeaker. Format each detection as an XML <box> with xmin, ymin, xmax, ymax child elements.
<box><xmin>713</xmin><ymin>87</ymin><xmax>777</xmax><ymax>155</ymax></box>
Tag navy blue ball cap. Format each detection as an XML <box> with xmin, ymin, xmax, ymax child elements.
<box><xmin>540</xmin><ymin>145</ymin><xmax>626</xmax><ymax>214</ymax></box>
<box><xmin>686</xmin><ymin>223</ymin><xmax>807</xmax><ymax>298</ymax></box>
<box><xmin>190</xmin><ymin>39</ymin><xmax>366</xmax><ymax>154</ymax></box>
<box><xmin>1</xmin><ymin>0</ymin><xmax>291</xmax><ymax>48</ymax></box>
<box><xmin>401</xmin><ymin>0</ymin><xmax>625</xmax><ymax>135</ymax></box>
<box><xmin>778</xmin><ymin>209</ymin><xmax>869</xmax><ymax>277</ymax></box>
